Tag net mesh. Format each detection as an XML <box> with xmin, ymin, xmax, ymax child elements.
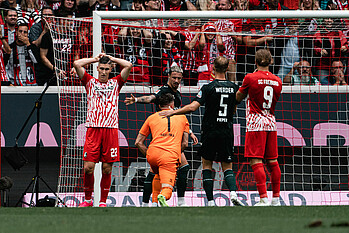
<box><xmin>51</xmin><ymin>15</ymin><xmax>349</xmax><ymax>207</ymax></box>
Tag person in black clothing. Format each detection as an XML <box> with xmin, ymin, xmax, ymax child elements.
<box><xmin>124</xmin><ymin>65</ymin><xmax>198</xmax><ymax>207</ymax></box>
<box><xmin>160</xmin><ymin>56</ymin><xmax>244</xmax><ymax>207</ymax></box>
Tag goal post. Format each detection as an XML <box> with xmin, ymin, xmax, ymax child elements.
<box><xmin>53</xmin><ymin>10</ymin><xmax>349</xmax><ymax>207</ymax></box>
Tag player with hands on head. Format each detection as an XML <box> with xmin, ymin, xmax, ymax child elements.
<box><xmin>160</xmin><ymin>56</ymin><xmax>244</xmax><ymax>207</ymax></box>
<box><xmin>236</xmin><ymin>49</ymin><xmax>282</xmax><ymax>206</ymax></box>
<box><xmin>135</xmin><ymin>93</ymin><xmax>190</xmax><ymax>207</ymax></box>
<box><xmin>125</xmin><ymin>65</ymin><xmax>198</xmax><ymax>207</ymax></box>
<box><xmin>74</xmin><ymin>53</ymin><xmax>132</xmax><ymax>207</ymax></box>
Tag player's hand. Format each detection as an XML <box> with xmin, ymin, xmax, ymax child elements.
<box><xmin>95</xmin><ymin>53</ymin><xmax>105</xmax><ymax>61</ymax></box>
<box><xmin>124</xmin><ymin>94</ymin><xmax>136</xmax><ymax>105</ymax></box>
<box><xmin>158</xmin><ymin>109</ymin><xmax>174</xmax><ymax>117</ymax></box>
<box><xmin>321</xmin><ymin>49</ymin><xmax>328</xmax><ymax>56</ymax></box>
<box><xmin>341</xmin><ymin>46</ymin><xmax>347</xmax><ymax>53</ymax></box>
<box><xmin>190</xmin><ymin>132</ymin><xmax>198</xmax><ymax>145</ymax></box>
<box><xmin>70</xmin><ymin>67</ymin><xmax>77</xmax><ymax>76</ymax></box>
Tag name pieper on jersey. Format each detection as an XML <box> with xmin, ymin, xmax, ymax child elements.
<box><xmin>82</xmin><ymin>71</ymin><xmax>125</xmax><ymax>128</ymax></box>
<box><xmin>239</xmin><ymin>70</ymin><xmax>282</xmax><ymax>132</ymax></box>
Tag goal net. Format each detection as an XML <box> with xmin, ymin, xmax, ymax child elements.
<box><xmin>51</xmin><ymin>11</ymin><xmax>349</xmax><ymax>207</ymax></box>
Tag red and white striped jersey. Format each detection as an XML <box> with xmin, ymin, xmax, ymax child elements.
<box><xmin>239</xmin><ymin>70</ymin><xmax>282</xmax><ymax>132</ymax></box>
<box><xmin>213</xmin><ymin>19</ymin><xmax>242</xmax><ymax>60</ymax></box>
<box><xmin>182</xmin><ymin>30</ymin><xmax>198</xmax><ymax>72</ymax></box>
<box><xmin>81</xmin><ymin>71</ymin><xmax>125</xmax><ymax>128</ymax></box>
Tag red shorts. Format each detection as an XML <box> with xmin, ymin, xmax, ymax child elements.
<box><xmin>83</xmin><ymin>127</ymin><xmax>120</xmax><ymax>163</ymax></box>
<box><xmin>244</xmin><ymin>131</ymin><xmax>278</xmax><ymax>160</ymax></box>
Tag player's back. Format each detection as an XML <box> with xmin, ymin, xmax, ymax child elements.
<box><xmin>241</xmin><ymin>70</ymin><xmax>282</xmax><ymax>116</ymax></box>
<box><xmin>154</xmin><ymin>84</ymin><xmax>182</xmax><ymax>111</ymax></box>
<box><xmin>195</xmin><ymin>79</ymin><xmax>239</xmax><ymax>137</ymax></box>
<box><xmin>146</xmin><ymin>111</ymin><xmax>189</xmax><ymax>157</ymax></box>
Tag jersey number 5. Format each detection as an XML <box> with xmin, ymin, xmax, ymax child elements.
<box><xmin>263</xmin><ymin>86</ymin><xmax>273</xmax><ymax>109</ymax></box>
<box><xmin>219</xmin><ymin>94</ymin><xmax>228</xmax><ymax>117</ymax></box>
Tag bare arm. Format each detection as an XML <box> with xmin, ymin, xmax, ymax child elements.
<box><xmin>124</xmin><ymin>93</ymin><xmax>156</xmax><ymax>105</ymax></box>
<box><xmin>135</xmin><ymin>133</ymin><xmax>148</xmax><ymax>156</ymax></box>
<box><xmin>236</xmin><ymin>90</ymin><xmax>247</xmax><ymax>104</ymax></box>
<box><xmin>181</xmin><ymin>132</ymin><xmax>189</xmax><ymax>152</ymax></box>
<box><xmin>40</xmin><ymin>48</ymin><xmax>54</xmax><ymax>71</ymax></box>
<box><xmin>73</xmin><ymin>54</ymin><xmax>103</xmax><ymax>79</ymax></box>
<box><xmin>186</xmin><ymin>0</ymin><xmax>198</xmax><ymax>10</ymax></box>
<box><xmin>159</xmin><ymin>101</ymin><xmax>201</xmax><ymax>117</ymax></box>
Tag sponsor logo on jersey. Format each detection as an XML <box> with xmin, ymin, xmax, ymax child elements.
<box><xmin>84</xmin><ymin>152</ymin><xmax>87</xmax><ymax>158</ymax></box>
<box><xmin>197</xmin><ymin>90</ymin><xmax>202</xmax><ymax>98</ymax></box>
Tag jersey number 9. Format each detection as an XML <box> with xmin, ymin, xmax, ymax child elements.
<box><xmin>263</xmin><ymin>86</ymin><xmax>273</xmax><ymax>110</ymax></box>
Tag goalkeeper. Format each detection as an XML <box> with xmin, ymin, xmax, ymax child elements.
<box><xmin>125</xmin><ymin>65</ymin><xmax>198</xmax><ymax>207</ymax></box>
<box><xmin>135</xmin><ymin>93</ymin><xmax>190</xmax><ymax>207</ymax></box>
<box><xmin>160</xmin><ymin>56</ymin><xmax>244</xmax><ymax>207</ymax></box>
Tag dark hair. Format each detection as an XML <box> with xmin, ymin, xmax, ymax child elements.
<box><xmin>214</xmin><ymin>56</ymin><xmax>229</xmax><ymax>73</ymax></box>
<box><xmin>158</xmin><ymin>93</ymin><xmax>174</xmax><ymax>108</ymax></box>
<box><xmin>255</xmin><ymin>49</ymin><xmax>272</xmax><ymax>67</ymax></box>
<box><xmin>17</xmin><ymin>23</ymin><xmax>29</xmax><ymax>28</ymax></box>
<box><xmin>59</xmin><ymin>0</ymin><xmax>77</xmax><ymax>12</ymax></box>
<box><xmin>99</xmin><ymin>56</ymin><xmax>111</xmax><ymax>65</ymax></box>
<box><xmin>42</xmin><ymin>6</ymin><xmax>54</xmax><ymax>12</ymax></box>
<box><xmin>4</xmin><ymin>8</ymin><xmax>17</xmax><ymax>17</ymax></box>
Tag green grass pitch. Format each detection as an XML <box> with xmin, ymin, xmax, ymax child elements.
<box><xmin>1</xmin><ymin>206</ymin><xmax>349</xmax><ymax>233</ymax></box>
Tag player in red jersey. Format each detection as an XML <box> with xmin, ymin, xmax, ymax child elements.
<box><xmin>236</xmin><ymin>49</ymin><xmax>282</xmax><ymax>206</ymax></box>
<box><xmin>74</xmin><ymin>53</ymin><xmax>132</xmax><ymax>207</ymax></box>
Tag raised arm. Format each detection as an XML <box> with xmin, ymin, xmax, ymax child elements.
<box><xmin>124</xmin><ymin>93</ymin><xmax>156</xmax><ymax>105</ymax></box>
<box><xmin>73</xmin><ymin>53</ymin><xmax>104</xmax><ymax>79</ymax></box>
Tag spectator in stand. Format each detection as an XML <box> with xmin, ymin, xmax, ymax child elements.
<box><xmin>234</xmin><ymin>0</ymin><xmax>249</xmax><ymax>10</ymax></box>
<box><xmin>152</xmin><ymin>31</ymin><xmax>183</xmax><ymax>85</ymax></box>
<box><xmin>40</xmin><ymin>11</ymin><xmax>78</xmax><ymax>85</ymax></box>
<box><xmin>321</xmin><ymin>60</ymin><xmax>348</xmax><ymax>85</ymax></box>
<box><xmin>197</xmin><ymin>23</ymin><xmax>225</xmax><ymax>87</ymax></box>
<box><xmin>163</xmin><ymin>0</ymin><xmax>197</xmax><ymax>10</ymax></box>
<box><xmin>280</xmin><ymin>0</ymin><xmax>300</xmax><ymax>9</ymax></box>
<box><xmin>4</xmin><ymin>23</ymin><xmax>39</xmax><ymax>86</ymax></box>
<box><xmin>314</xmin><ymin>17</ymin><xmax>348</xmax><ymax>82</ymax></box>
<box><xmin>299</xmin><ymin>0</ymin><xmax>320</xmax><ymax>10</ymax></box>
<box><xmin>3</xmin><ymin>0</ymin><xmax>19</xmax><ymax>11</ymax></box>
<box><xmin>54</xmin><ymin>0</ymin><xmax>78</xmax><ymax>17</ymax></box>
<box><xmin>179</xmin><ymin>18</ymin><xmax>200</xmax><ymax>86</ymax></box>
<box><xmin>89</xmin><ymin>0</ymin><xmax>120</xmax><ymax>12</ymax></box>
<box><xmin>118</xmin><ymin>22</ymin><xmax>152</xmax><ymax>85</ymax></box>
<box><xmin>318</xmin><ymin>0</ymin><xmax>330</xmax><ymax>9</ymax></box>
<box><xmin>214</xmin><ymin>0</ymin><xmax>243</xmax><ymax>82</ymax></box>
<box><xmin>283</xmin><ymin>60</ymin><xmax>320</xmax><ymax>85</ymax></box>
<box><xmin>29</xmin><ymin>7</ymin><xmax>56</xmax><ymax>85</ymax></box>
<box><xmin>29</xmin><ymin>6</ymin><xmax>54</xmax><ymax>47</ymax></box>
<box><xmin>163</xmin><ymin>0</ymin><xmax>197</xmax><ymax>29</ymax></box>
<box><xmin>16</xmin><ymin>0</ymin><xmax>41</xmax><ymax>29</ymax></box>
<box><xmin>3</xmin><ymin>8</ymin><xmax>17</xmax><ymax>45</ymax></box>
<box><xmin>131</xmin><ymin>0</ymin><xmax>145</xmax><ymax>10</ymax></box>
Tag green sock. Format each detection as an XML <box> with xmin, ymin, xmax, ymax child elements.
<box><xmin>142</xmin><ymin>172</ymin><xmax>155</xmax><ymax>203</ymax></box>
<box><xmin>224</xmin><ymin>169</ymin><xmax>237</xmax><ymax>191</ymax></box>
<box><xmin>176</xmin><ymin>164</ymin><xmax>190</xmax><ymax>197</ymax></box>
<box><xmin>202</xmin><ymin>169</ymin><xmax>214</xmax><ymax>201</ymax></box>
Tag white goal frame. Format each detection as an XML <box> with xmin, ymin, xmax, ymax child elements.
<box><xmin>91</xmin><ymin>10</ymin><xmax>349</xmax><ymax>207</ymax></box>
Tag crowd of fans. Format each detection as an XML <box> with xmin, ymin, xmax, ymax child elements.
<box><xmin>0</xmin><ymin>0</ymin><xmax>348</xmax><ymax>86</ymax></box>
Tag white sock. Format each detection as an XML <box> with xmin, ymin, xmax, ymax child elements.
<box><xmin>272</xmin><ymin>197</ymin><xmax>279</xmax><ymax>202</ymax></box>
<box><xmin>178</xmin><ymin>197</ymin><xmax>186</xmax><ymax>205</ymax></box>
<box><xmin>85</xmin><ymin>199</ymin><xmax>92</xmax><ymax>203</ymax></box>
<box><xmin>260</xmin><ymin>197</ymin><xmax>269</xmax><ymax>203</ymax></box>
<box><xmin>142</xmin><ymin>202</ymin><xmax>149</xmax><ymax>207</ymax></box>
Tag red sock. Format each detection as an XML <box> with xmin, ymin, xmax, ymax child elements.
<box><xmin>84</xmin><ymin>172</ymin><xmax>94</xmax><ymax>200</ymax></box>
<box><xmin>267</xmin><ymin>161</ymin><xmax>281</xmax><ymax>197</ymax></box>
<box><xmin>251</xmin><ymin>163</ymin><xmax>267</xmax><ymax>198</ymax></box>
<box><xmin>100</xmin><ymin>173</ymin><xmax>111</xmax><ymax>203</ymax></box>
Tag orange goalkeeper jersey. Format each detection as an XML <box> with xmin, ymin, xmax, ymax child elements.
<box><xmin>139</xmin><ymin>110</ymin><xmax>190</xmax><ymax>159</ymax></box>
